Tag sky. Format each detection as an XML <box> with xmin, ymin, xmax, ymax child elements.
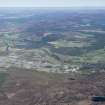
<box><xmin>0</xmin><ymin>0</ymin><xmax>105</xmax><ymax>7</ymax></box>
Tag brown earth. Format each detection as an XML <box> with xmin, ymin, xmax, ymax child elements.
<box><xmin>0</xmin><ymin>69</ymin><xmax>105</xmax><ymax>105</ymax></box>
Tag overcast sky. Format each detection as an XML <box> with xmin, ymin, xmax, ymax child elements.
<box><xmin>0</xmin><ymin>0</ymin><xmax>105</xmax><ymax>7</ymax></box>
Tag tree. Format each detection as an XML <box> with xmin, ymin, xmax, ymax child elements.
<box><xmin>3</xmin><ymin>33</ymin><xmax>14</xmax><ymax>53</ymax></box>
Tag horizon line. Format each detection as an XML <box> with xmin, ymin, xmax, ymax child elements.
<box><xmin>0</xmin><ymin>6</ymin><xmax>105</xmax><ymax>8</ymax></box>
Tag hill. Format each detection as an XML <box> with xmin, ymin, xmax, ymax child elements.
<box><xmin>0</xmin><ymin>69</ymin><xmax>105</xmax><ymax>105</ymax></box>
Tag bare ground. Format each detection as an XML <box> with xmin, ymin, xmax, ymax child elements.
<box><xmin>0</xmin><ymin>69</ymin><xmax>105</xmax><ymax>105</ymax></box>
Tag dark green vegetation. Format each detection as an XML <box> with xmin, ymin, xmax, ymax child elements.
<box><xmin>0</xmin><ymin>8</ymin><xmax>105</xmax><ymax>73</ymax></box>
<box><xmin>0</xmin><ymin>72</ymin><xmax>9</xmax><ymax>87</ymax></box>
